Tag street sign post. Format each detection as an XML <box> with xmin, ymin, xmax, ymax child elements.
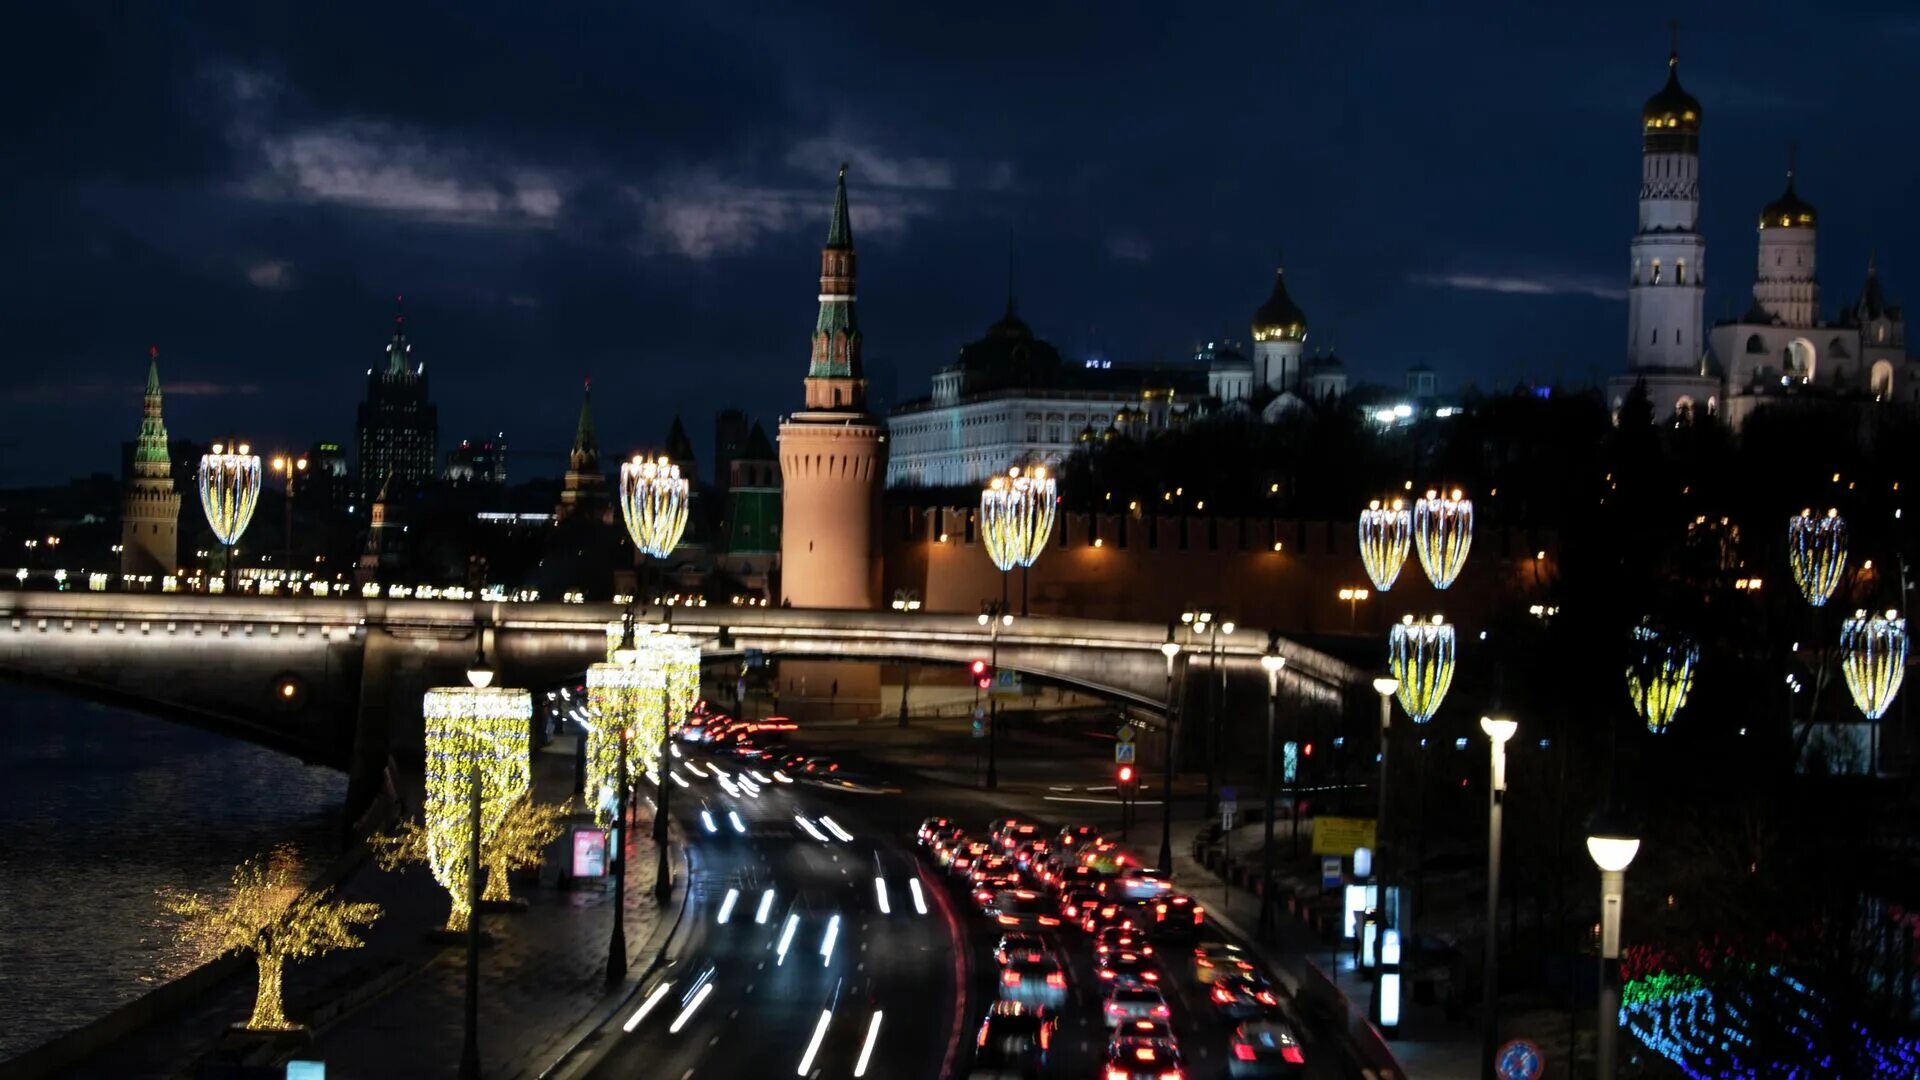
<box><xmin>1310</xmin><ymin>816</ymin><xmax>1378</xmax><ymax>857</ymax></box>
<box><xmin>1495</xmin><ymin>1039</ymin><xmax>1545</xmax><ymax>1080</ymax></box>
<box><xmin>743</xmin><ymin>647</ymin><xmax>765</xmax><ymax>668</ymax></box>
<box><xmin>990</xmin><ymin>669</ymin><xmax>1022</xmax><ymax>700</ymax></box>
<box><xmin>1321</xmin><ymin>855</ymin><xmax>1344</xmax><ymax>889</ymax></box>
<box><xmin>1114</xmin><ymin>741</ymin><xmax>1136</xmax><ymax>764</ymax></box>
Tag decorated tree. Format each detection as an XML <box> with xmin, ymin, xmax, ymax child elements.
<box><xmin>372</xmin><ymin>796</ymin><xmax>569</xmax><ymax>906</ymax></box>
<box><xmin>162</xmin><ymin>845</ymin><xmax>380</xmax><ymax>1030</ymax></box>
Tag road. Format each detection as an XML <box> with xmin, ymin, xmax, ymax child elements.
<box><xmin>567</xmin><ymin>727</ymin><xmax>1358</xmax><ymax>1079</ymax></box>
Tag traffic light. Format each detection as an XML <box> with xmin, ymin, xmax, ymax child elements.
<box><xmin>1302</xmin><ymin>742</ymin><xmax>1314</xmax><ymax>757</ymax></box>
<box><xmin>1117</xmin><ymin>763</ymin><xmax>1136</xmax><ymax>790</ymax></box>
<box><xmin>971</xmin><ymin>659</ymin><xmax>991</xmax><ymax>690</ymax></box>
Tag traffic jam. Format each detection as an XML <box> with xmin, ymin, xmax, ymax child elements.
<box><xmin>920</xmin><ymin>817</ymin><xmax>1310</xmax><ymax>1079</ymax></box>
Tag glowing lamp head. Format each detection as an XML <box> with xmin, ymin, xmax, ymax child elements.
<box><xmin>1586</xmin><ymin>835</ymin><xmax>1641</xmax><ymax>873</ymax></box>
<box><xmin>1160</xmin><ymin>638</ymin><xmax>1181</xmax><ymax>660</ymax></box>
<box><xmin>1260</xmin><ymin>653</ymin><xmax>1287</xmax><ymax>675</ymax></box>
<box><xmin>467</xmin><ymin>667</ymin><xmax>495</xmax><ymax>689</ymax></box>
<box><xmin>1479</xmin><ymin>716</ymin><xmax>1517</xmax><ymax>745</ymax></box>
<box><xmin>1373</xmin><ymin>676</ymin><xmax>1400</xmax><ymax>697</ymax></box>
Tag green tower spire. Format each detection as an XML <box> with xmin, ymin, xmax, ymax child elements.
<box><xmin>136</xmin><ymin>345</ymin><xmax>171</xmax><ymax>470</ymax></box>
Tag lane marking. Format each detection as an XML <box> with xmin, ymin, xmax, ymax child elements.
<box><xmin>821</xmin><ymin>914</ymin><xmax>841</xmax><ymax>967</ymax></box>
<box><xmin>776</xmin><ymin>913</ymin><xmax>800</xmax><ymax>965</ymax></box>
<box><xmin>621</xmin><ymin>981</ymin><xmax>673</xmax><ymax>1032</ymax></box>
<box><xmin>755</xmin><ymin>888</ymin><xmax>776</xmax><ymax>924</ymax></box>
<box><xmin>853</xmin><ymin>1010</ymin><xmax>884</xmax><ymax>1077</ymax></box>
<box><xmin>909</xmin><ymin>878</ymin><xmax>928</xmax><ymax>915</ymax></box>
<box><xmin>717</xmin><ymin>887</ymin><xmax>739</xmax><ymax>924</ymax></box>
<box><xmin>874</xmin><ymin>876</ymin><xmax>890</xmax><ymax>914</ymax></box>
<box><xmin>796</xmin><ymin>1008</ymin><xmax>833</xmax><ymax>1075</ymax></box>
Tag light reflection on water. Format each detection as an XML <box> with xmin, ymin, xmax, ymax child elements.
<box><xmin>0</xmin><ymin>682</ymin><xmax>343</xmax><ymax>1060</ymax></box>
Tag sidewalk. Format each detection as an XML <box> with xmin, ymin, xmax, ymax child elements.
<box><xmin>57</xmin><ymin>737</ymin><xmax>683</xmax><ymax>1080</ymax></box>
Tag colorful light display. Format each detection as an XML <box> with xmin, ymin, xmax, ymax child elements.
<box><xmin>1786</xmin><ymin>508</ymin><xmax>1848</xmax><ymax>607</ymax></box>
<box><xmin>619</xmin><ymin>455</ymin><xmax>691</xmax><ymax>558</ymax></box>
<box><xmin>585</xmin><ymin>660</ymin><xmax>664</xmax><ymax>825</ymax></box>
<box><xmin>1412</xmin><ymin>488</ymin><xmax>1473</xmax><ymax>590</ymax></box>
<box><xmin>980</xmin><ymin>465</ymin><xmax>1058</xmax><ymax>572</ymax></box>
<box><xmin>1625</xmin><ymin>623</ymin><xmax>1697</xmax><ymax>735</ymax></box>
<box><xmin>1387</xmin><ymin>614</ymin><xmax>1455</xmax><ymax>723</ymax></box>
<box><xmin>1840</xmin><ymin>609</ymin><xmax>1907</xmax><ymax>720</ymax></box>
<box><xmin>197</xmin><ymin>442</ymin><xmax>263</xmax><ymax>546</ymax></box>
<box><xmin>419</xmin><ymin>686</ymin><xmax>533</xmax><ymax>931</ymax></box>
<box><xmin>162</xmin><ymin>844</ymin><xmax>380</xmax><ymax>1030</ymax></box>
<box><xmin>1358</xmin><ymin>498</ymin><xmax>1413</xmax><ymax>592</ymax></box>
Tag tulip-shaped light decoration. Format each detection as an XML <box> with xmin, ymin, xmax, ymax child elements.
<box><xmin>1624</xmin><ymin>623</ymin><xmax>1697</xmax><ymax>735</ymax></box>
<box><xmin>980</xmin><ymin>465</ymin><xmax>1058</xmax><ymax>571</ymax></box>
<box><xmin>1387</xmin><ymin>614</ymin><xmax>1456</xmax><ymax>723</ymax></box>
<box><xmin>1412</xmin><ymin>488</ymin><xmax>1473</xmax><ymax>590</ymax></box>
<box><xmin>1787</xmin><ymin>508</ymin><xmax>1848</xmax><ymax>607</ymax></box>
<box><xmin>619</xmin><ymin>455</ymin><xmax>691</xmax><ymax>558</ymax></box>
<box><xmin>1358</xmin><ymin>498</ymin><xmax>1413</xmax><ymax>592</ymax></box>
<box><xmin>198</xmin><ymin>442</ymin><xmax>263</xmax><ymax>547</ymax></box>
<box><xmin>1840</xmin><ymin>609</ymin><xmax>1907</xmax><ymax>720</ymax></box>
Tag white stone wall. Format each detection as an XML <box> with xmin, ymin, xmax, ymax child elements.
<box><xmin>1627</xmin><ymin>150</ymin><xmax>1707</xmax><ymax>373</ymax></box>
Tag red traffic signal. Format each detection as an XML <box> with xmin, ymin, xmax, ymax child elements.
<box><xmin>1302</xmin><ymin>742</ymin><xmax>1314</xmax><ymax>757</ymax></box>
<box><xmin>971</xmin><ymin>658</ymin><xmax>991</xmax><ymax>689</ymax></box>
<box><xmin>1117</xmin><ymin>764</ymin><xmax>1135</xmax><ymax>784</ymax></box>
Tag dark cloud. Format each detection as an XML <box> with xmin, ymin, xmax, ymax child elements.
<box><xmin>0</xmin><ymin>2</ymin><xmax>1914</xmax><ymax>485</ymax></box>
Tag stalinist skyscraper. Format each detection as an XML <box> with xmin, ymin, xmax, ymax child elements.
<box><xmin>778</xmin><ymin>166</ymin><xmax>887</xmax><ymax>609</ymax></box>
<box><xmin>121</xmin><ymin>346</ymin><xmax>180</xmax><ymax>580</ymax></box>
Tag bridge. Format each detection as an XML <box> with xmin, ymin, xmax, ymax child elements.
<box><xmin>0</xmin><ymin>589</ymin><xmax>1363</xmax><ymax>821</ymax></box>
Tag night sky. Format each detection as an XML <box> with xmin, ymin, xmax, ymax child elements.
<box><xmin>3</xmin><ymin>2</ymin><xmax>1916</xmax><ymax>486</ymax></box>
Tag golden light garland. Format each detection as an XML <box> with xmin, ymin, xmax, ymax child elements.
<box><xmin>1358</xmin><ymin>498</ymin><xmax>1413</xmax><ymax>592</ymax></box>
<box><xmin>1412</xmin><ymin>488</ymin><xmax>1473</xmax><ymax>590</ymax></box>
<box><xmin>980</xmin><ymin>465</ymin><xmax>1058</xmax><ymax>572</ymax></box>
<box><xmin>162</xmin><ymin>844</ymin><xmax>380</xmax><ymax>1030</ymax></box>
<box><xmin>1387</xmin><ymin>614</ymin><xmax>1455</xmax><ymax>724</ymax></box>
<box><xmin>197</xmin><ymin>442</ymin><xmax>263</xmax><ymax>546</ymax></box>
<box><xmin>418</xmin><ymin>686</ymin><xmax>533</xmax><ymax>930</ymax></box>
<box><xmin>585</xmin><ymin>660</ymin><xmax>664</xmax><ymax>825</ymax></box>
<box><xmin>619</xmin><ymin>455</ymin><xmax>691</xmax><ymax>558</ymax></box>
<box><xmin>1787</xmin><ymin>508</ymin><xmax>1848</xmax><ymax>607</ymax></box>
<box><xmin>481</xmin><ymin>797</ymin><xmax>569</xmax><ymax>900</ymax></box>
<box><xmin>1625</xmin><ymin>623</ymin><xmax>1697</xmax><ymax>734</ymax></box>
<box><xmin>1840</xmin><ymin>609</ymin><xmax>1907</xmax><ymax>720</ymax></box>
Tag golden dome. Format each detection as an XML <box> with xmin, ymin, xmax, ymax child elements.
<box><xmin>1759</xmin><ymin>173</ymin><xmax>1816</xmax><ymax>230</ymax></box>
<box><xmin>1251</xmin><ymin>268</ymin><xmax>1308</xmax><ymax>343</ymax></box>
<box><xmin>1642</xmin><ymin>53</ymin><xmax>1701</xmax><ymax>150</ymax></box>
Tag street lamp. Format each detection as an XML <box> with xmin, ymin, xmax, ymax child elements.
<box><xmin>198</xmin><ymin>442</ymin><xmax>263</xmax><ymax>591</ymax></box>
<box><xmin>1412</xmin><ymin>487</ymin><xmax>1473</xmax><ymax>590</ymax></box>
<box><xmin>269</xmin><ymin>452</ymin><xmax>309</xmax><ymax>580</ymax></box>
<box><xmin>890</xmin><ymin>588</ymin><xmax>922</xmax><ymax>612</ymax></box>
<box><xmin>617</xmin><ymin>453</ymin><xmax>690</xmax><ymax>904</ymax></box>
<box><xmin>980</xmin><ymin>465</ymin><xmax>1057</xmax><ymax>615</ymax></box>
<box><xmin>1259</xmin><ymin>637</ymin><xmax>1287</xmax><ymax>933</ymax></box>
<box><xmin>1180</xmin><ymin>609</ymin><xmax>1222</xmax><ymax>813</ymax></box>
<box><xmin>1338</xmin><ymin>587</ymin><xmax>1371</xmax><ymax>631</ymax></box>
<box><xmin>1157</xmin><ymin>625</ymin><xmax>1181</xmax><ymax>875</ymax></box>
<box><xmin>978</xmin><ymin>602</ymin><xmax>1013</xmax><ymax>788</ymax></box>
<box><xmin>1586</xmin><ymin>833</ymin><xmax>1640</xmax><ymax>1080</ymax></box>
<box><xmin>1370</xmin><ymin>675</ymin><xmax>1400</xmax><ymax>1030</ymax></box>
<box><xmin>1479</xmin><ymin>715</ymin><xmax>1517</xmax><ymax>1079</ymax></box>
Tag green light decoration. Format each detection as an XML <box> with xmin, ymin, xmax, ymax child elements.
<box><xmin>1412</xmin><ymin>488</ymin><xmax>1473</xmax><ymax>590</ymax></box>
<box><xmin>1840</xmin><ymin>609</ymin><xmax>1907</xmax><ymax>720</ymax></box>
<box><xmin>1787</xmin><ymin>508</ymin><xmax>1848</xmax><ymax>607</ymax></box>
<box><xmin>1358</xmin><ymin>498</ymin><xmax>1413</xmax><ymax>592</ymax></box>
<box><xmin>1387</xmin><ymin>614</ymin><xmax>1455</xmax><ymax>724</ymax></box>
<box><xmin>1626</xmin><ymin>623</ymin><xmax>1697</xmax><ymax>734</ymax></box>
<box><xmin>197</xmin><ymin>441</ymin><xmax>262</xmax><ymax>546</ymax></box>
<box><xmin>981</xmin><ymin>465</ymin><xmax>1058</xmax><ymax>571</ymax></box>
<box><xmin>619</xmin><ymin>455</ymin><xmax>690</xmax><ymax>558</ymax></box>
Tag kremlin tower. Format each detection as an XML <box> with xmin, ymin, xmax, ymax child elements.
<box><xmin>778</xmin><ymin>166</ymin><xmax>887</xmax><ymax>609</ymax></box>
<box><xmin>120</xmin><ymin>346</ymin><xmax>180</xmax><ymax>581</ymax></box>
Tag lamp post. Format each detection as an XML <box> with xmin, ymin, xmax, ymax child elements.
<box><xmin>1259</xmin><ymin>637</ymin><xmax>1286</xmax><ymax>934</ymax></box>
<box><xmin>980</xmin><ymin>465</ymin><xmax>1057</xmax><ymax>616</ymax></box>
<box><xmin>1371</xmin><ymin>675</ymin><xmax>1400</xmax><ymax>1030</ymax></box>
<box><xmin>1157</xmin><ymin>625</ymin><xmax>1181</xmax><ymax>875</ymax></box>
<box><xmin>269</xmin><ymin>452</ymin><xmax>308</xmax><ymax>580</ymax></box>
<box><xmin>1478</xmin><ymin>716</ymin><xmax>1516</xmax><ymax>1079</ymax></box>
<box><xmin>457</xmin><ymin>653</ymin><xmax>495</xmax><ymax>1080</ymax></box>
<box><xmin>893</xmin><ymin>589</ymin><xmax>921</xmax><ymax>727</ymax></box>
<box><xmin>617</xmin><ymin>453</ymin><xmax>690</xmax><ymax>905</ymax></box>
<box><xmin>605</xmin><ymin>614</ymin><xmax>638</xmax><ymax>986</ymax></box>
<box><xmin>198</xmin><ymin>441</ymin><xmax>262</xmax><ymax>591</ymax></box>
<box><xmin>1181</xmin><ymin>609</ymin><xmax>1215</xmax><ymax>813</ymax></box>
<box><xmin>979</xmin><ymin>602</ymin><xmax>1012</xmax><ymax>789</ymax></box>
<box><xmin>1587</xmin><ymin>833</ymin><xmax>1640</xmax><ymax>1080</ymax></box>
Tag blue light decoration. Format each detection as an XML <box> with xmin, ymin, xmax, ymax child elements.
<box><xmin>1282</xmin><ymin>741</ymin><xmax>1298</xmax><ymax>784</ymax></box>
<box><xmin>1620</xmin><ymin>965</ymin><xmax>1920</xmax><ymax>1078</ymax></box>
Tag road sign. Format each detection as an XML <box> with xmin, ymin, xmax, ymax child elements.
<box><xmin>1219</xmin><ymin>788</ymin><xmax>1237</xmax><ymax>830</ymax></box>
<box><xmin>1311</xmin><ymin>816</ymin><xmax>1379</xmax><ymax>857</ymax></box>
<box><xmin>1321</xmin><ymin>855</ymin><xmax>1344</xmax><ymax>889</ymax></box>
<box><xmin>1116</xmin><ymin>724</ymin><xmax>1135</xmax><ymax>742</ymax></box>
<box><xmin>1496</xmin><ymin>1039</ymin><xmax>1545</xmax><ymax>1080</ymax></box>
<box><xmin>990</xmin><ymin>669</ymin><xmax>1022</xmax><ymax>700</ymax></box>
<box><xmin>743</xmin><ymin>648</ymin><xmax>765</xmax><ymax>668</ymax></box>
<box><xmin>1114</xmin><ymin>741</ymin><xmax>1136</xmax><ymax>764</ymax></box>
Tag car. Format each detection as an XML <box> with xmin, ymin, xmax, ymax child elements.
<box><xmin>973</xmin><ymin>872</ymin><xmax>1024</xmax><ymax>911</ymax></box>
<box><xmin>1137</xmin><ymin>893</ymin><xmax>1206</xmax><ymax>937</ymax></box>
<box><xmin>967</xmin><ymin>1000</ymin><xmax>1056</xmax><ymax>1079</ymax></box>
<box><xmin>1104</xmin><ymin>1036</ymin><xmax>1185</xmax><ymax>1080</ymax></box>
<box><xmin>918</xmin><ymin>817</ymin><xmax>954</xmax><ymax>845</ymax></box>
<box><xmin>1192</xmin><ymin>941</ymin><xmax>1256</xmax><ymax>984</ymax></box>
<box><xmin>1081</xmin><ymin>897</ymin><xmax>1138</xmax><ymax>935</ymax></box>
<box><xmin>1106</xmin><ymin>868</ymin><xmax>1174</xmax><ymax>901</ymax></box>
<box><xmin>994</xmin><ymin>932</ymin><xmax>1046</xmax><ymax>967</ymax></box>
<box><xmin>1208</xmin><ymin>972</ymin><xmax>1282</xmax><ymax>1019</ymax></box>
<box><xmin>1059</xmin><ymin>886</ymin><xmax>1103</xmax><ymax>925</ymax></box>
<box><xmin>988</xmin><ymin>888</ymin><xmax>1063</xmax><ymax>929</ymax></box>
<box><xmin>968</xmin><ymin>853</ymin><xmax>1016</xmax><ymax>888</ymax></box>
<box><xmin>994</xmin><ymin>821</ymin><xmax>1042</xmax><ymax>852</ymax></box>
<box><xmin>1079</xmin><ymin>841</ymin><xmax>1134</xmax><ymax>874</ymax></box>
<box><xmin>928</xmin><ymin>828</ymin><xmax>967</xmax><ymax>866</ymax></box>
<box><xmin>1101</xmin><ymin>984</ymin><xmax>1171</xmax><ymax>1029</ymax></box>
<box><xmin>1047</xmin><ymin>863</ymin><xmax>1103</xmax><ymax>896</ymax></box>
<box><xmin>1096</xmin><ymin>926</ymin><xmax>1154</xmax><ymax>959</ymax></box>
<box><xmin>1056</xmin><ymin>823</ymin><xmax>1102</xmax><ymax>852</ymax></box>
<box><xmin>801</xmin><ymin>756</ymin><xmax>840</xmax><ymax>774</ymax></box>
<box><xmin>1107</xmin><ymin>1017</ymin><xmax>1174</xmax><ymax>1050</ymax></box>
<box><xmin>1012</xmin><ymin>838</ymin><xmax>1050</xmax><ymax>871</ymax></box>
<box><xmin>1227</xmin><ymin>1019</ymin><xmax>1307</xmax><ymax>1076</ymax></box>
<box><xmin>1097</xmin><ymin>948</ymin><xmax>1163</xmax><ymax>988</ymax></box>
<box><xmin>998</xmin><ymin>954</ymin><xmax>1067</xmax><ymax>1007</ymax></box>
<box><xmin>948</xmin><ymin>839</ymin><xmax>993</xmax><ymax>876</ymax></box>
<box><xmin>986</xmin><ymin>817</ymin><xmax>1024</xmax><ymax>839</ymax></box>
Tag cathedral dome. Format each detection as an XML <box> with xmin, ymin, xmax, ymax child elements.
<box><xmin>1251</xmin><ymin>268</ymin><xmax>1308</xmax><ymax>343</ymax></box>
<box><xmin>1642</xmin><ymin>53</ymin><xmax>1701</xmax><ymax>150</ymax></box>
<box><xmin>1759</xmin><ymin>174</ymin><xmax>1816</xmax><ymax>230</ymax></box>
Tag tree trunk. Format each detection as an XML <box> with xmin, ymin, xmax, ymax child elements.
<box><xmin>248</xmin><ymin>952</ymin><xmax>289</xmax><ymax>1030</ymax></box>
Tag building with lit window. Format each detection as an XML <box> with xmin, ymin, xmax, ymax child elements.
<box><xmin>355</xmin><ymin>301</ymin><xmax>439</xmax><ymax>504</ymax></box>
<box><xmin>446</xmin><ymin>435</ymin><xmax>507</xmax><ymax>485</ymax></box>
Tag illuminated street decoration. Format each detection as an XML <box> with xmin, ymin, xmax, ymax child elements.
<box><xmin>163</xmin><ymin>845</ymin><xmax>379</xmax><ymax>1030</ymax></box>
<box><xmin>1786</xmin><ymin>508</ymin><xmax>1848</xmax><ymax>607</ymax></box>
<box><xmin>1358</xmin><ymin>498</ymin><xmax>1413</xmax><ymax>591</ymax></box>
<box><xmin>1625</xmin><ymin>623</ymin><xmax>1697</xmax><ymax>734</ymax></box>
<box><xmin>197</xmin><ymin>442</ymin><xmax>262</xmax><ymax>546</ymax></box>
<box><xmin>585</xmin><ymin>660</ymin><xmax>664</xmax><ymax>825</ymax></box>
<box><xmin>1387</xmin><ymin>614</ymin><xmax>1455</xmax><ymax>723</ymax></box>
<box><xmin>619</xmin><ymin>455</ymin><xmax>691</xmax><ymax>558</ymax></box>
<box><xmin>980</xmin><ymin>465</ymin><xmax>1058</xmax><ymax>571</ymax></box>
<box><xmin>1412</xmin><ymin>488</ymin><xmax>1473</xmax><ymax>590</ymax></box>
<box><xmin>1622</xmin><ymin>965</ymin><xmax>1920</xmax><ymax>1078</ymax></box>
<box><xmin>416</xmin><ymin>686</ymin><xmax>533</xmax><ymax>931</ymax></box>
<box><xmin>1840</xmin><ymin>609</ymin><xmax>1907</xmax><ymax>720</ymax></box>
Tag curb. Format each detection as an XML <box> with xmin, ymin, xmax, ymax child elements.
<box><xmin>533</xmin><ymin>835</ymin><xmax>695</xmax><ymax>1080</ymax></box>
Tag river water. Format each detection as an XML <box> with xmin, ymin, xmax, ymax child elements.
<box><xmin>0</xmin><ymin>681</ymin><xmax>344</xmax><ymax>1061</ymax></box>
